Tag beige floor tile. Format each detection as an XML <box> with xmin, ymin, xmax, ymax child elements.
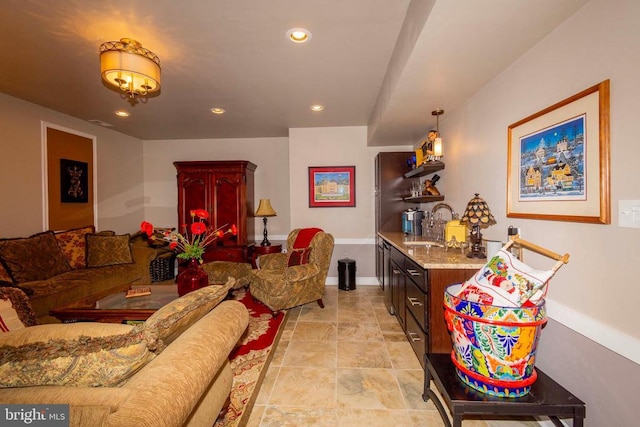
<box><xmin>254</xmin><ymin>364</ymin><xmax>280</xmax><ymax>405</ymax></box>
<box><xmin>374</xmin><ymin>306</ymin><xmax>397</xmax><ymax>323</ymax></box>
<box><xmin>337</xmin><ymin>408</ymin><xmax>414</xmax><ymax>427</ymax></box>
<box><xmin>337</xmin><ymin>341</ymin><xmax>392</xmax><ymax>369</ymax></box>
<box><xmin>337</xmin><ymin>368</ymin><xmax>405</xmax><ymax>409</ymax></box>
<box><xmin>290</xmin><ymin>321</ymin><xmax>337</xmax><ymax>341</ymax></box>
<box><xmin>386</xmin><ymin>341</ymin><xmax>423</xmax><ymax>370</ymax></box>
<box><xmin>269</xmin><ymin>339</ymin><xmax>289</xmax><ymax>367</ymax></box>
<box><xmin>260</xmin><ymin>406</ymin><xmax>338</xmax><ymax>427</ymax></box>
<box><xmin>394</xmin><ymin>368</ymin><xmax>432</xmax><ymax>410</ymax></box>
<box><xmin>407</xmin><ymin>409</ymin><xmax>451</xmax><ymax>426</ymax></box>
<box><xmin>337</xmin><ymin>321</ymin><xmax>384</xmax><ymax>342</ymax></box>
<box><xmin>298</xmin><ymin>305</ymin><xmax>338</xmax><ymax>322</ymax></box>
<box><xmin>282</xmin><ymin>340</ymin><xmax>337</xmax><ymax>368</ymax></box>
<box><xmin>337</xmin><ymin>306</ymin><xmax>376</xmax><ymax>322</ymax></box>
<box><xmin>268</xmin><ymin>366</ymin><xmax>337</xmax><ymax>408</ymax></box>
<box><xmin>244</xmin><ymin>404</ymin><xmax>266</xmax><ymax>427</ymax></box>
<box><xmin>379</xmin><ymin>321</ymin><xmax>408</xmax><ymax>342</ymax></box>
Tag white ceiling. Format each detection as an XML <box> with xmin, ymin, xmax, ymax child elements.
<box><xmin>0</xmin><ymin>0</ymin><xmax>588</xmax><ymax>145</ymax></box>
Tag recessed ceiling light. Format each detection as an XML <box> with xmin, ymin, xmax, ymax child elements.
<box><xmin>210</xmin><ymin>107</ymin><xmax>226</xmax><ymax>115</ymax></box>
<box><xmin>287</xmin><ymin>28</ymin><xmax>312</xmax><ymax>43</ymax></box>
<box><xmin>114</xmin><ymin>110</ymin><xmax>130</xmax><ymax>117</ymax></box>
<box><xmin>310</xmin><ymin>104</ymin><xmax>324</xmax><ymax>112</ymax></box>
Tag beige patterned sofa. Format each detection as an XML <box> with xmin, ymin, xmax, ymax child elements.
<box><xmin>0</xmin><ymin>227</ymin><xmax>158</xmax><ymax>323</ymax></box>
<box><xmin>0</xmin><ymin>282</ymin><xmax>249</xmax><ymax>427</ymax></box>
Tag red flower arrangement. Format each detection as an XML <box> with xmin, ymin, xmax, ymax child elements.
<box><xmin>141</xmin><ymin>209</ymin><xmax>237</xmax><ymax>262</ymax></box>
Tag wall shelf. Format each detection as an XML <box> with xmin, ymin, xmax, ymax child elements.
<box><xmin>404</xmin><ymin>161</ymin><xmax>445</xmax><ymax>179</ymax></box>
<box><xmin>403</xmin><ymin>195</ymin><xmax>445</xmax><ymax>203</ymax></box>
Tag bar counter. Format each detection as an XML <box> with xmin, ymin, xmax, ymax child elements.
<box><xmin>378</xmin><ymin>231</ymin><xmax>486</xmax><ymax>270</ymax></box>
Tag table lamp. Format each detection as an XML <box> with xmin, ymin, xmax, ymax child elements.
<box><xmin>255</xmin><ymin>199</ymin><xmax>277</xmax><ymax>246</ymax></box>
<box><xmin>460</xmin><ymin>193</ymin><xmax>496</xmax><ymax>258</ymax></box>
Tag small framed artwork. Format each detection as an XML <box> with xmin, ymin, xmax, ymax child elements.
<box><xmin>507</xmin><ymin>80</ymin><xmax>610</xmax><ymax>224</ymax></box>
<box><xmin>308</xmin><ymin>166</ymin><xmax>356</xmax><ymax>208</ymax></box>
<box><xmin>60</xmin><ymin>158</ymin><xmax>89</xmax><ymax>203</ymax></box>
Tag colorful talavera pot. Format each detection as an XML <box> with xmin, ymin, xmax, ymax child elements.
<box><xmin>444</xmin><ymin>284</ymin><xmax>547</xmax><ymax>397</ymax></box>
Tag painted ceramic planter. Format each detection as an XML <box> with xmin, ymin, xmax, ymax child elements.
<box><xmin>444</xmin><ymin>284</ymin><xmax>547</xmax><ymax>397</ymax></box>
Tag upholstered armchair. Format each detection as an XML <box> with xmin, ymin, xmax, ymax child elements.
<box><xmin>250</xmin><ymin>228</ymin><xmax>334</xmax><ymax>312</ymax></box>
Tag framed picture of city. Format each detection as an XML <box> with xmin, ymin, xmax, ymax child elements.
<box><xmin>308</xmin><ymin>166</ymin><xmax>356</xmax><ymax>207</ymax></box>
<box><xmin>507</xmin><ymin>80</ymin><xmax>610</xmax><ymax>224</ymax></box>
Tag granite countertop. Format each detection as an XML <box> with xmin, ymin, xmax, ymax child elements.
<box><xmin>378</xmin><ymin>231</ymin><xmax>486</xmax><ymax>270</ymax></box>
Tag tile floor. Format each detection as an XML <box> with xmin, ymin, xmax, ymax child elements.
<box><xmin>246</xmin><ymin>285</ymin><xmax>542</xmax><ymax>427</ymax></box>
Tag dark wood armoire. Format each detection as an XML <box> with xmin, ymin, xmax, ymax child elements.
<box><xmin>174</xmin><ymin>161</ymin><xmax>257</xmax><ymax>263</ymax></box>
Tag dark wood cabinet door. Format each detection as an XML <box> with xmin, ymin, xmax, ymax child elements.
<box><xmin>177</xmin><ymin>171</ymin><xmax>210</xmax><ymax>230</ymax></box>
<box><xmin>212</xmin><ymin>172</ymin><xmax>244</xmax><ymax>245</ymax></box>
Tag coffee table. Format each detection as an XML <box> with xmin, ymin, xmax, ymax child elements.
<box><xmin>50</xmin><ymin>284</ymin><xmax>179</xmax><ymax>323</ymax></box>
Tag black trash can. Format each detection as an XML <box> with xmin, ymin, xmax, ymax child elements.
<box><xmin>338</xmin><ymin>258</ymin><xmax>356</xmax><ymax>291</ymax></box>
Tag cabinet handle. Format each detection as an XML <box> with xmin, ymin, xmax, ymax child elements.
<box><xmin>392</xmin><ymin>269</ymin><xmax>401</xmax><ymax>275</ymax></box>
<box><xmin>406</xmin><ymin>269</ymin><xmax>421</xmax><ymax>276</ymax></box>
<box><xmin>407</xmin><ymin>297</ymin><xmax>422</xmax><ymax>307</ymax></box>
<box><xmin>408</xmin><ymin>332</ymin><xmax>421</xmax><ymax>342</ymax></box>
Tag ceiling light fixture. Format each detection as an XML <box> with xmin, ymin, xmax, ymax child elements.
<box><xmin>287</xmin><ymin>28</ymin><xmax>312</xmax><ymax>43</ymax></box>
<box><xmin>99</xmin><ymin>38</ymin><xmax>161</xmax><ymax>101</ymax></box>
<box><xmin>310</xmin><ymin>104</ymin><xmax>324</xmax><ymax>112</ymax></box>
<box><xmin>210</xmin><ymin>107</ymin><xmax>226</xmax><ymax>115</ymax></box>
<box><xmin>114</xmin><ymin>110</ymin><xmax>130</xmax><ymax>117</ymax></box>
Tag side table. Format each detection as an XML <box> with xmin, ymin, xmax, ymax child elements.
<box><xmin>423</xmin><ymin>353</ymin><xmax>585</xmax><ymax>427</ymax></box>
<box><xmin>250</xmin><ymin>243</ymin><xmax>282</xmax><ymax>268</ymax></box>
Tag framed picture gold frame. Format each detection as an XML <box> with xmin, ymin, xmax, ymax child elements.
<box><xmin>507</xmin><ymin>80</ymin><xmax>610</xmax><ymax>224</ymax></box>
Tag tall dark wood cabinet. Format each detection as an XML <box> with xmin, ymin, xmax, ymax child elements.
<box><xmin>375</xmin><ymin>152</ymin><xmax>413</xmax><ymax>233</ymax></box>
<box><xmin>174</xmin><ymin>161</ymin><xmax>257</xmax><ymax>263</ymax></box>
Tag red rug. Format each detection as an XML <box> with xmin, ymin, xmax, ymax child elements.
<box><xmin>214</xmin><ymin>287</ymin><xmax>287</xmax><ymax>427</ymax></box>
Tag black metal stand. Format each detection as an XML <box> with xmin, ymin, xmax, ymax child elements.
<box><xmin>260</xmin><ymin>217</ymin><xmax>270</xmax><ymax>246</ymax></box>
<box><xmin>422</xmin><ymin>353</ymin><xmax>585</xmax><ymax>427</ymax></box>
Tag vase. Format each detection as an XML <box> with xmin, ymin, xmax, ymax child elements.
<box><xmin>177</xmin><ymin>258</ymin><xmax>209</xmax><ymax>296</ymax></box>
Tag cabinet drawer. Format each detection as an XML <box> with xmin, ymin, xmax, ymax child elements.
<box><xmin>404</xmin><ymin>256</ymin><xmax>428</xmax><ymax>292</ymax></box>
<box><xmin>405</xmin><ymin>279</ymin><xmax>427</xmax><ymax>332</ymax></box>
<box><xmin>405</xmin><ymin>310</ymin><xmax>426</xmax><ymax>368</ymax></box>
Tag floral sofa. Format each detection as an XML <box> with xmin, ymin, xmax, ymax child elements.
<box><xmin>0</xmin><ymin>226</ymin><xmax>158</xmax><ymax>323</ymax></box>
<box><xmin>0</xmin><ymin>282</ymin><xmax>249</xmax><ymax>426</ymax></box>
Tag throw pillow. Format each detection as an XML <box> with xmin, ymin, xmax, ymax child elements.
<box><xmin>142</xmin><ymin>279</ymin><xmax>235</xmax><ymax>353</ymax></box>
<box><xmin>86</xmin><ymin>233</ymin><xmax>133</xmax><ymax>267</ymax></box>
<box><xmin>0</xmin><ymin>231</ymin><xmax>71</xmax><ymax>284</ymax></box>
<box><xmin>287</xmin><ymin>247</ymin><xmax>312</xmax><ymax>267</ymax></box>
<box><xmin>0</xmin><ymin>287</ymin><xmax>37</xmax><ymax>332</ymax></box>
<box><xmin>0</xmin><ymin>263</ymin><xmax>12</xmax><ymax>284</ymax></box>
<box><xmin>0</xmin><ymin>322</ymin><xmax>154</xmax><ymax>388</ymax></box>
<box><xmin>54</xmin><ymin>225</ymin><xmax>95</xmax><ymax>269</ymax></box>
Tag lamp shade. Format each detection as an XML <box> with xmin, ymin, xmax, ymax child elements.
<box><xmin>433</xmin><ymin>137</ymin><xmax>443</xmax><ymax>157</ymax></box>
<box><xmin>460</xmin><ymin>193</ymin><xmax>496</xmax><ymax>229</ymax></box>
<box><xmin>255</xmin><ymin>199</ymin><xmax>277</xmax><ymax>217</ymax></box>
<box><xmin>100</xmin><ymin>38</ymin><xmax>161</xmax><ymax>98</ymax></box>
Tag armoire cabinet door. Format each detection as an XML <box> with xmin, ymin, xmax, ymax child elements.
<box><xmin>177</xmin><ymin>172</ymin><xmax>210</xmax><ymax>231</ymax></box>
<box><xmin>213</xmin><ymin>172</ymin><xmax>244</xmax><ymax>245</ymax></box>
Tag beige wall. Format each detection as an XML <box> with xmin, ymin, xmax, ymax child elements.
<box><xmin>0</xmin><ymin>93</ymin><xmax>144</xmax><ymax>237</ymax></box>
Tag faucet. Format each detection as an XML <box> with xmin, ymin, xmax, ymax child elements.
<box><xmin>431</xmin><ymin>202</ymin><xmax>456</xmax><ymax>220</ymax></box>
<box><xmin>426</xmin><ymin>203</ymin><xmax>457</xmax><ymax>242</ymax></box>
